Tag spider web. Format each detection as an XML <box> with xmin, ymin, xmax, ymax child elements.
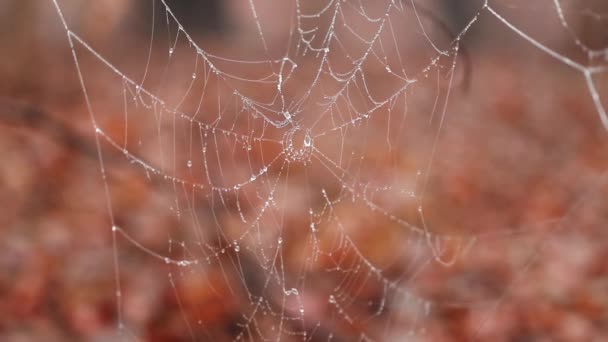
<box><xmin>49</xmin><ymin>0</ymin><xmax>608</xmax><ymax>340</ymax></box>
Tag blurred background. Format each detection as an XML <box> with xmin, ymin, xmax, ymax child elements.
<box><xmin>1</xmin><ymin>0</ymin><xmax>608</xmax><ymax>341</ymax></box>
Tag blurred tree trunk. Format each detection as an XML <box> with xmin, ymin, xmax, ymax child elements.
<box><xmin>160</xmin><ymin>0</ymin><xmax>225</xmax><ymax>34</ymax></box>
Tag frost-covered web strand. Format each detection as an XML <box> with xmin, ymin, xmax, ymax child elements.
<box><xmin>486</xmin><ymin>4</ymin><xmax>608</xmax><ymax>131</ymax></box>
<box><xmin>49</xmin><ymin>0</ymin><xmax>608</xmax><ymax>340</ymax></box>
